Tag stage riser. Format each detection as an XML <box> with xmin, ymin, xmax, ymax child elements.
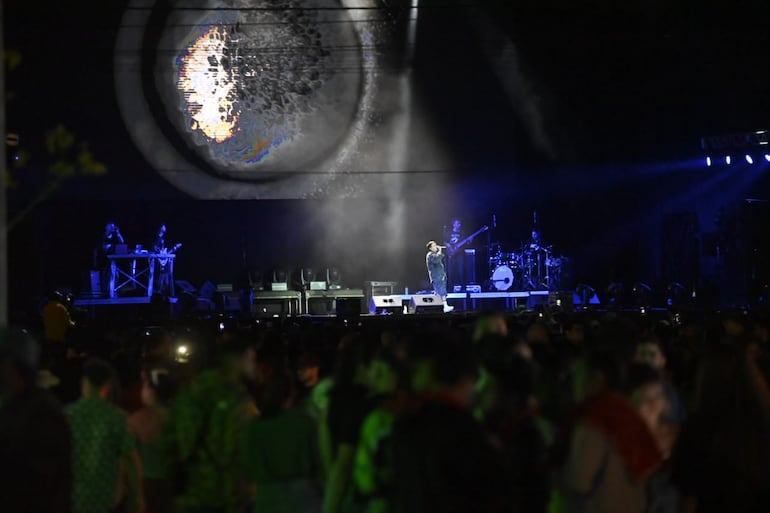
<box><xmin>74</xmin><ymin>290</ymin><xmax>564</xmax><ymax>319</ymax></box>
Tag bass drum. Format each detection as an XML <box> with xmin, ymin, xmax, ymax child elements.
<box><xmin>491</xmin><ymin>264</ymin><xmax>518</xmax><ymax>291</ymax></box>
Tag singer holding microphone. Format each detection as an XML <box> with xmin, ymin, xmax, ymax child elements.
<box><xmin>425</xmin><ymin>240</ymin><xmax>454</xmax><ymax>313</ymax></box>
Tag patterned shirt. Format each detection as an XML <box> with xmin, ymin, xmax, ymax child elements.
<box><xmin>67</xmin><ymin>396</ymin><xmax>135</xmax><ymax>513</ymax></box>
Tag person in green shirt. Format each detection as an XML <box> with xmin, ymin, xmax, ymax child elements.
<box><xmin>67</xmin><ymin>357</ymin><xmax>143</xmax><ymax>513</ymax></box>
<box><xmin>168</xmin><ymin>340</ymin><xmax>258</xmax><ymax>513</ymax></box>
<box><xmin>241</xmin><ymin>369</ymin><xmax>322</xmax><ymax>513</ymax></box>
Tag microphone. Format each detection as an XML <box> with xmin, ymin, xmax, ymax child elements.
<box><xmin>533</xmin><ymin>211</ymin><xmax>538</xmax><ymax>225</ymax></box>
<box><xmin>492</xmin><ymin>214</ymin><xmax>496</xmax><ymax>228</ymax></box>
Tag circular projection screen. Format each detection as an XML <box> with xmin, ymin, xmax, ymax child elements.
<box><xmin>115</xmin><ymin>0</ymin><xmax>388</xmax><ymax>199</ymax></box>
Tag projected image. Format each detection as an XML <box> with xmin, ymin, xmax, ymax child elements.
<box><xmin>115</xmin><ymin>0</ymin><xmax>403</xmax><ymax>199</ymax></box>
<box><xmin>163</xmin><ymin>2</ymin><xmax>363</xmax><ymax>174</ymax></box>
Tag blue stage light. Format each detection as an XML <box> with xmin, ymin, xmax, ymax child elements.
<box><xmin>706</xmin><ymin>156</ymin><xmax>712</xmax><ymax>167</ymax></box>
<box><xmin>746</xmin><ymin>155</ymin><xmax>754</xmax><ymax>164</ymax></box>
<box><xmin>726</xmin><ymin>155</ymin><xmax>731</xmax><ymax>165</ymax></box>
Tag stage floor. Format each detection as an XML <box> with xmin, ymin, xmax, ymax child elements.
<box><xmin>74</xmin><ymin>296</ymin><xmax>178</xmax><ymax>306</ymax></box>
<box><xmin>74</xmin><ymin>289</ymin><xmax>562</xmax><ymax>318</ymax></box>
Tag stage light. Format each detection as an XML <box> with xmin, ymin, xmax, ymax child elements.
<box><xmin>271</xmin><ymin>269</ymin><xmax>288</xmax><ymax>291</ymax></box>
<box><xmin>326</xmin><ymin>267</ymin><xmax>342</xmax><ymax>290</ymax></box>
<box><xmin>765</xmin><ymin>154</ymin><xmax>770</xmax><ymax>162</ymax></box>
<box><xmin>746</xmin><ymin>154</ymin><xmax>754</xmax><ymax>164</ymax></box>
<box><xmin>706</xmin><ymin>156</ymin><xmax>712</xmax><ymax>167</ymax></box>
<box><xmin>249</xmin><ymin>269</ymin><xmax>265</xmax><ymax>291</ymax></box>
<box><xmin>290</xmin><ymin>268</ymin><xmax>315</xmax><ymax>290</ymax></box>
<box><xmin>725</xmin><ymin>155</ymin><xmax>731</xmax><ymax>165</ymax></box>
<box><xmin>304</xmin><ymin>268</ymin><xmax>328</xmax><ymax>291</ymax></box>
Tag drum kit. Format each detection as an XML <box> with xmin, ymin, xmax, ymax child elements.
<box><xmin>488</xmin><ymin>242</ymin><xmax>565</xmax><ymax>291</ymax></box>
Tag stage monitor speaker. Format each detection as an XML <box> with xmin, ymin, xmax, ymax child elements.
<box><xmin>369</xmin><ymin>295</ymin><xmax>403</xmax><ymax>315</ymax></box>
<box><xmin>199</xmin><ymin>281</ymin><xmax>217</xmax><ymax>300</ymax></box>
<box><xmin>573</xmin><ymin>291</ymin><xmax>600</xmax><ymax>306</ymax></box>
<box><xmin>175</xmin><ymin>280</ymin><xmax>197</xmax><ymax>294</ymax></box>
<box><xmin>410</xmin><ymin>294</ymin><xmax>444</xmax><ymax>314</ymax></box>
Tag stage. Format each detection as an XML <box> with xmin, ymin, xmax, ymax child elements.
<box><xmin>73</xmin><ymin>288</ymin><xmax>564</xmax><ymax>319</ymax></box>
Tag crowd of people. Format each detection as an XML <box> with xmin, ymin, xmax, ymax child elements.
<box><xmin>3</xmin><ymin>303</ymin><xmax>770</xmax><ymax>513</ymax></box>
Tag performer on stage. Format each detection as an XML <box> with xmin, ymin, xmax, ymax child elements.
<box><xmin>425</xmin><ymin>240</ymin><xmax>454</xmax><ymax>313</ymax></box>
<box><xmin>528</xmin><ymin>211</ymin><xmax>544</xmax><ymax>249</ymax></box>
<box><xmin>153</xmin><ymin>223</ymin><xmax>168</xmax><ymax>253</ymax></box>
<box><xmin>530</xmin><ymin>228</ymin><xmax>542</xmax><ymax>249</ymax></box>
<box><xmin>102</xmin><ymin>222</ymin><xmax>124</xmax><ymax>255</ymax></box>
<box><xmin>523</xmin><ymin>212</ymin><xmax>550</xmax><ymax>290</ymax></box>
<box><xmin>445</xmin><ymin>219</ymin><xmax>464</xmax><ymax>291</ymax></box>
<box><xmin>95</xmin><ymin>222</ymin><xmax>125</xmax><ymax>295</ymax></box>
<box><xmin>152</xmin><ymin>223</ymin><xmax>182</xmax><ymax>296</ymax></box>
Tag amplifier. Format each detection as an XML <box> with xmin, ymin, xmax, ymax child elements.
<box><xmin>365</xmin><ymin>281</ymin><xmax>398</xmax><ymax>296</ymax></box>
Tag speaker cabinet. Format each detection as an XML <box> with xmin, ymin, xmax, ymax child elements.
<box><xmin>369</xmin><ymin>295</ymin><xmax>403</xmax><ymax>315</ymax></box>
<box><xmin>409</xmin><ymin>294</ymin><xmax>444</xmax><ymax>314</ymax></box>
<box><xmin>253</xmin><ymin>302</ymin><xmax>286</xmax><ymax>318</ymax></box>
<box><xmin>336</xmin><ymin>298</ymin><xmax>362</xmax><ymax>317</ymax></box>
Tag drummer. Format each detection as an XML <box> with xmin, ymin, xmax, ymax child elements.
<box><xmin>529</xmin><ymin>228</ymin><xmax>543</xmax><ymax>250</ymax></box>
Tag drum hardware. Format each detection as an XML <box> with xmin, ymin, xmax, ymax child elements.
<box><xmin>485</xmin><ymin>238</ymin><xmax>567</xmax><ymax>292</ymax></box>
<box><xmin>491</xmin><ymin>264</ymin><xmax>517</xmax><ymax>291</ymax></box>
